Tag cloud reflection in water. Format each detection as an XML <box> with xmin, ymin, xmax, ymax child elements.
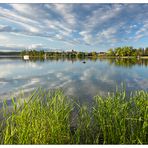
<box><xmin>0</xmin><ymin>58</ymin><xmax>148</xmax><ymax>102</ymax></box>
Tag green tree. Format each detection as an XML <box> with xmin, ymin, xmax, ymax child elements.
<box><xmin>107</xmin><ymin>48</ymin><xmax>115</xmax><ymax>56</ymax></box>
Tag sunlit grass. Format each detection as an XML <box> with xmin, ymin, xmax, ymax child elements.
<box><xmin>0</xmin><ymin>88</ymin><xmax>147</xmax><ymax>144</ymax></box>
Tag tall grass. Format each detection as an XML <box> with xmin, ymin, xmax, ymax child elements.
<box><xmin>0</xmin><ymin>88</ymin><xmax>147</xmax><ymax>144</ymax></box>
<box><xmin>0</xmin><ymin>89</ymin><xmax>74</xmax><ymax>144</ymax></box>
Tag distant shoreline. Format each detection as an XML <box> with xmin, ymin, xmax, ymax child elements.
<box><xmin>0</xmin><ymin>46</ymin><xmax>148</xmax><ymax>59</ymax></box>
<box><xmin>0</xmin><ymin>55</ymin><xmax>21</xmax><ymax>58</ymax></box>
<box><xmin>98</xmin><ymin>56</ymin><xmax>148</xmax><ymax>59</ymax></box>
<box><xmin>0</xmin><ymin>55</ymin><xmax>148</xmax><ymax>59</ymax></box>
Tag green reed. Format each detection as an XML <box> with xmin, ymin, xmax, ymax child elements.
<box><xmin>0</xmin><ymin>88</ymin><xmax>147</xmax><ymax>144</ymax></box>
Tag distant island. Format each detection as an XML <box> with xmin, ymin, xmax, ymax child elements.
<box><xmin>0</xmin><ymin>46</ymin><xmax>148</xmax><ymax>59</ymax></box>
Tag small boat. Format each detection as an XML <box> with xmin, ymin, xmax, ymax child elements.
<box><xmin>82</xmin><ymin>61</ymin><xmax>86</xmax><ymax>64</ymax></box>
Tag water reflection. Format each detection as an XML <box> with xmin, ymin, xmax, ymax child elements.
<box><xmin>23</xmin><ymin>57</ymin><xmax>148</xmax><ymax>67</ymax></box>
<box><xmin>104</xmin><ymin>58</ymin><xmax>148</xmax><ymax>68</ymax></box>
<box><xmin>0</xmin><ymin>57</ymin><xmax>148</xmax><ymax>103</ymax></box>
<box><xmin>24</xmin><ymin>56</ymin><xmax>99</xmax><ymax>63</ymax></box>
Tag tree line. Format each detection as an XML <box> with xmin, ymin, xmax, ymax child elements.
<box><xmin>107</xmin><ymin>46</ymin><xmax>148</xmax><ymax>57</ymax></box>
<box><xmin>20</xmin><ymin>49</ymin><xmax>99</xmax><ymax>58</ymax></box>
<box><xmin>20</xmin><ymin>46</ymin><xmax>148</xmax><ymax>58</ymax></box>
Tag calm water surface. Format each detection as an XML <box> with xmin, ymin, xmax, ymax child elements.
<box><xmin>0</xmin><ymin>58</ymin><xmax>148</xmax><ymax>103</ymax></box>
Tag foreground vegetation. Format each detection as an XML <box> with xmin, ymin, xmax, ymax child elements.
<box><xmin>0</xmin><ymin>88</ymin><xmax>148</xmax><ymax>144</ymax></box>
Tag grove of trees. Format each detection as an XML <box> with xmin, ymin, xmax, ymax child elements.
<box><xmin>20</xmin><ymin>46</ymin><xmax>148</xmax><ymax>59</ymax></box>
<box><xmin>107</xmin><ymin>46</ymin><xmax>148</xmax><ymax>57</ymax></box>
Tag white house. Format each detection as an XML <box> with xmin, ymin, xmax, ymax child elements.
<box><xmin>23</xmin><ymin>55</ymin><xmax>29</xmax><ymax>60</ymax></box>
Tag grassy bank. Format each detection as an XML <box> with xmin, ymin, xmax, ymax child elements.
<box><xmin>0</xmin><ymin>89</ymin><xmax>148</xmax><ymax>144</ymax></box>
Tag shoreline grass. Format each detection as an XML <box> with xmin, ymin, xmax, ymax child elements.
<box><xmin>0</xmin><ymin>88</ymin><xmax>148</xmax><ymax>144</ymax></box>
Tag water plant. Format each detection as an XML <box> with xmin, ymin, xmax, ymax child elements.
<box><xmin>0</xmin><ymin>88</ymin><xmax>147</xmax><ymax>144</ymax></box>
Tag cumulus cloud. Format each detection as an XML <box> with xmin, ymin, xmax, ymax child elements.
<box><xmin>0</xmin><ymin>4</ymin><xmax>148</xmax><ymax>50</ymax></box>
<box><xmin>134</xmin><ymin>20</ymin><xmax>148</xmax><ymax>41</ymax></box>
<box><xmin>0</xmin><ymin>24</ymin><xmax>15</xmax><ymax>32</ymax></box>
<box><xmin>28</xmin><ymin>44</ymin><xmax>43</xmax><ymax>50</ymax></box>
<box><xmin>49</xmin><ymin>4</ymin><xmax>76</xmax><ymax>27</ymax></box>
<box><xmin>79</xmin><ymin>31</ymin><xmax>93</xmax><ymax>45</ymax></box>
<box><xmin>0</xmin><ymin>43</ymin><xmax>45</xmax><ymax>51</ymax></box>
<box><xmin>0</xmin><ymin>34</ymin><xmax>9</xmax><ymax>41</ymax></box>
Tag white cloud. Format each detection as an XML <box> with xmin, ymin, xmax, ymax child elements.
<box><xmin>49</xmin><ymin>4</ymin><xmax>76</xmax><ymax>27</ymax></box>
<box><xmin>95</xmin><ymin>27</ymin><xmax>118</xmax><ymax>45</ymax></box>
<box><xmin>10</xmin><ymin>4</ymin><xmax>36</xmax><ymax>16</ymax></box>
<box><xmin>79</xmin><ymin>31</ymin><xmax>93</xmax><ymax>45</ymax></box>
<box><xmin>28</xmin><ymin>43</ymin><xmax>43</xmax><ymax>49</ymax></box>
<box><xmin>0</xmin><ymin>34</ymin><xmax>9</xmax><ymax>41</ymax></box>
<box><xmin>0</xmin><ymin>4</ymin><xmax>148</xmax><ymax>49</ymax></box>
<box><xmin>83</xmin><ymin>4</ymin><xmax>123</xmax><ymax>32</ymax></box>
<box><xmin>134</xmin><ymin>21</ymin><xmax>148</xmax><ymax>41</ymax></box>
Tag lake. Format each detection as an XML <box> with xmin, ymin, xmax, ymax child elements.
<box><xmin>0</xmin><ymin>57</ymin><xmax>148</xmax><ymax>104</ymax></box>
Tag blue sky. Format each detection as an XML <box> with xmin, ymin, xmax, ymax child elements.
<box><xmin>0</xmin><ymin>4</ymin><xmax>148</xmax><ymax>52</ymax></box>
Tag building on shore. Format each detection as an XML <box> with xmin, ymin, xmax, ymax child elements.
<box><xmin>98</xmin><ymin>52</ymin><xmax>106</xmax><ymax>56</ymax></box>
<box><xmin>23</xmin><ymin>55</ymin><xmax>29</xmax><ymax>60</ymax></box>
